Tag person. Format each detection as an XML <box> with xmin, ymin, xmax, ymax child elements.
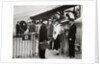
<box><xmin>39</xmin><ymin>19</ymin><xmax>48</xmax><ymax>59</ymax></box>
<box><xmin>48</xmin><ymin>18</ymin><xmax>54</xmax><ymax>49</ymax></box>
<box><xmin>16</xmin><ymin>21</ymin><xmax>20</xmax><ymax>37</ymax></box>
<box><xmin>19</xmin><ymin>20</ymin><xmax>27</xmax><ymax>37</ymax></box>
<box><xmin>53</xmin><ymin>20</ymin><xmax>62</xmax><ymax>55</ymax></box>
<box><xmin>29</xmin><ymin>22</ymin><xmax>36</xmax><ymax>56</ymax></box>
<box><xmin>35</xmin><ymin>21</ymin><xmax>42</xmax><ymax>56</ymax></box>
<box><xmin>68</xmin><ymin>19</ymin><xmax>77</xmax><ymax>58</ymax></box>
<box><xmin>60</xmin><ymin>22</ymin><xmax>70</xmax><ymax>56</ymax></box>
<box><xmin>59</xmin><ymin>16</ymin><xmax>70</xmax><ymax>55</ymax></box>
<box><xmin>29</xmin><ymin>22</ymin><xmax>35</xmax><ymax>33</ymax></box>
<box><xmin>52</xmin><ymin>13</ymin><xmax>62</xmax><ymax>55</ymax></box>
<box><xmin>59</xmin><ymin>24</ymin><xmax>66</xmax><ymax>54</ymax></box>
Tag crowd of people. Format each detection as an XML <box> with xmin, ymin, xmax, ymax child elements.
<box><xmin>15</xmin><ymin>11</ymin><xmax>77</xmax><ymax>59</ymax></box>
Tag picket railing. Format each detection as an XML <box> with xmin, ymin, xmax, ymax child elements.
<box><xmin>13</xmin><ymin>34</ymin><xmax>38</xmax><ymax>58</ymax></box>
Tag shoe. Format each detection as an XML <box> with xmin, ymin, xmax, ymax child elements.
<box><xmin>69</xmin><ymin>56</ymin><xmax>75</xmax><ymax>58</ymax></box>
<box><xmin>55</xmin><ymin>53</ymin><xmax>59</xmax><ymax>55</ymax></box>
<box><xmin>40</xmin><ymin>57</ymin><xmax>46</xmax><ymax>59</ymax></box>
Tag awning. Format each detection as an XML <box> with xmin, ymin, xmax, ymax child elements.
<box><xmin>30</xmin><ymin>5</ymin><xmax>77</xmax><ymax>20</ymax></box>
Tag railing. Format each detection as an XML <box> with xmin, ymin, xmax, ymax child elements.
<box><xmin>13</xmin><ymin>33</ymin><xmax>38</xmax><ymax>58</ymax></box>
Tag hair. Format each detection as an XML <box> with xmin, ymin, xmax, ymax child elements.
<box><xmin>42</xmin><ymin>18</ymin><xmax>47</xmax><ymax>22</ymax></box>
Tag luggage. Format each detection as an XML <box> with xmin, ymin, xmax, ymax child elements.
<box><xmin>39</xmin><ymin>41</ymin><xmax>50</xmax><ymax>50</ymax></box>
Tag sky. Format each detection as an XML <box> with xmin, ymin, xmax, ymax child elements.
<box><xmin>14</xmin><ymin>6</ymin><xmax>60</xmax><ymax>23</ymax></box>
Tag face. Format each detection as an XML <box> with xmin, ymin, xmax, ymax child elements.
<box><xmin>23</xmin><ymin>23</ymin><xmax>26</xmax><ymax>26</ymax></box>
<box><xmin>49</xmin><ymin>21</ymin><xmax>52</xmax><ymax>25</ymax></box>
<box><xmin>43</xmin><ymin>20</ymin><xmax>48</xmax><ymax>25</ymax></box>
<box><xmin>55</xmin><ymin>21</ymin><xmax>58</xmax><ymax>25</ymax></box>
<box><xmin>52</xmin><ymin>19</ymin><xmax>56</xmax><ymax>22</ymax></box>
<box><xmin>69</xmin><ymin>21</ymin><xmax>73</xmax><ymax>25</ymax></box>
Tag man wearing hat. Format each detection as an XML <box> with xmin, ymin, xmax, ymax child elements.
<box><xmin>39</xmin><ymin>18</ymin><xmax>48</xmax><ymax>58</ymax></box>
<box><xmin>67</xmin><ymin>13</ymin><xmax>77</xmax><ymax>58</ymax></box>
<box><xmin>16</xmin><ymin>21</ymin><xmax>20</xmax><ymax>37</ymax></box>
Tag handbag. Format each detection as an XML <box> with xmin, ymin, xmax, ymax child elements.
<box><xmin>39</xmin><ymin>41</ymin><xmax>50</xmax><ymax>50</ymax></box>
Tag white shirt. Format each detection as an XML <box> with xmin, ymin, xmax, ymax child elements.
<box><xmin>53</xmin><ymin>24</ymin><xmax>63</xmax><ymax>40</ymax></box>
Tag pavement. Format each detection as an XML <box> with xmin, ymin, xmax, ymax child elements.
<box><xmin>45</xmin><ymin>49</ymin><xmax>81</xmax><ymax>59</ymax></box>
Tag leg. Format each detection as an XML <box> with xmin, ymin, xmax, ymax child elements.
<box><xmin>32</xmin><ymin>34</ymin><xmax>36</xmax><ymax>56</ymax></box>
<box><xmin>50</xmin><ymin>41</ymin><xmax>52</xmax><ymax>49</ymax></box>
<box><xmin>60</xmin><ymin>41</ymin><xmax>64</xmax><ymax>54</ymax></box>
<box><xmin>40</xmin><ymin>49</ymin><xmax>46</xmax><ymax>58</ymax></box>
<box><xmin>68</xmin><ymin>41</ymin><xmax>75</xmax><ymax>58</ymax></box>
<box><xmin>42</xmin><ymin>49</ymin><xmax>46</xmax><ymax>58</ymax></box>
<box><xmin>38</xmin><ymin>45</ymin><xmax>46</xmax><ymax>59</ymax></box>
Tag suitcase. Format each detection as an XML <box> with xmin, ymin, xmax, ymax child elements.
<box><xmin>39</xmin><ymin>41</ymin><xmax>50</xmax><ymax>50</ymax></box>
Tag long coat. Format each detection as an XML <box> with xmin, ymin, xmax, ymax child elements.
<box><xmin>39</xmin><ymin>24</ymin><xmax>48</xmax><ymax>58</ymax></box>
<box><xmin>39</xmin><ymin>24</ymin><xmax>48</xmax><ymax>42</ymax></box>
<box><xmin>68</xmin><ymin>24</ymin><xmax>77</xmax><ymax>57</ymax></box>
<box><xmin>16</xmin><ymin>24</ymin><xmax>20</xmax><ymax>35</ymax></box>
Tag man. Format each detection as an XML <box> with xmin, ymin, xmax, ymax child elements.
<box><xmin>48</xmin><ymin>18</ymin><xmax>54</xmax><ymax>49</ymax></box>
<box><xmin>29</xmin><ymin>22</ymin><xmax>36</xmax><ymax>56</ymax></box>
<box><xmin>39</xmin><ymin>19</ymin><xmax>48</xmax><ymax>59</ymax></box>
<box><xmin>29</xmin><ymin>22</ymin><xmax>35</xmax><ymax>33</ymax></box>
<box><xmin>68</xmin><ymin>19</ymin><xmax>77</xmax><ymax>58</ymax></box>
<box><xmin>16</xmin><ymin>21</ymin><xmax>20</xmax><ymax>37</ymax></box>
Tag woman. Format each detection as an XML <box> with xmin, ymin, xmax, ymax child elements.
<box><xmin>53</xmin><ymin>21</ymin><xmax>61</xmax><ymax>55</ymax></box>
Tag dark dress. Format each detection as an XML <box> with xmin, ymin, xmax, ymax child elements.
<box><xmin>53</xmin><ymin>24</ymin><xmax>61</xmax><ymax>50</ymax></box>
<box><xmin>39</xmin><ymin>24</ymin><xmax>48</xmax><ymax>58</ymax></box>
<box><xmin>68</xmin><ymin>24</ymin><xmax>77</xmax><ymax>57</ymax></box>
<box><xmin>53</xmin><ymin>35</ymin><xmax>60</xmax><ymax>50</ymax></box>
